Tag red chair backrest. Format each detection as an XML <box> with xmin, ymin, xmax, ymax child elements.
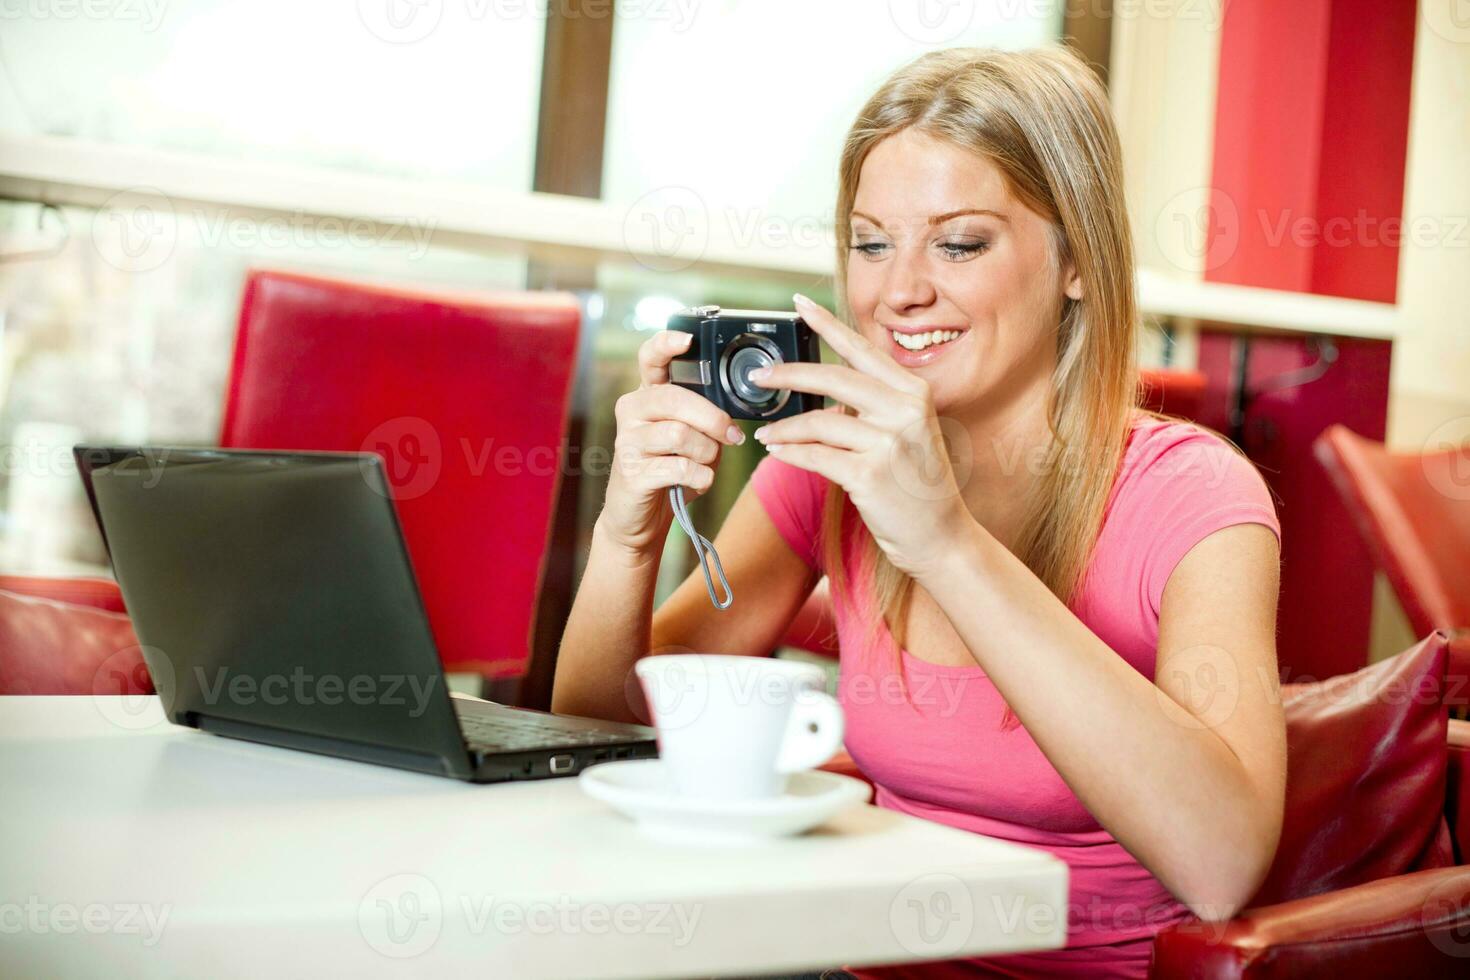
<box><xmin>0</xmin><ymin>584</ymin><xmax>148</xmax><ymax>695</ymax></box>
<box><xmin>1315</xmin><ymin>424</ymin><xmax>1470</xmax><ymax>639</ymax></box>
<box><xmin>1249</xmin><ymin>632</ymin><xmax>1454</xmax><ymax>908</ymax></box>
<box><xmin>220</xmin><ymin>269</ymin><xmax>581</xmax><ymax>679</ymax></box>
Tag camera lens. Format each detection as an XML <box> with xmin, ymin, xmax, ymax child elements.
<box><xmin>719</xmin><ymin>333</ymin><xmax>790</xmax><ymax>417</ymax></box>
<box><xmin>728</xmin><ymin>345</ymin><xmax>779</xmax><ymax>407</ymax></box>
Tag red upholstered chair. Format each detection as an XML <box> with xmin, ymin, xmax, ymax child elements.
<box><xmin>220</xmin><ymin>269</ymin><xmax>581</xmax><ymax>686</ymax></box>
<box><xmin>1314</xmin><ymin>424</ymin><xmax>1470</xmax><ymax>641</ymax></box>
<box><xmin>0</xmin><ymin>574</ymin><xmax>125</xmax><ymax>613</ymax></box>
<box><xmin>820</xmin><ymin>632</ymin><xmax>1470</xmax><ymax>976</ymax></box>
<box><xmin>0</xmin><ymin>578</ymin><xmax>150</xmax><ymax>695</ymax></box>
<box><xmin>1315</xmin><ymin>424</ymin><xmax>1470</xmax><ymax>710</ymax></box>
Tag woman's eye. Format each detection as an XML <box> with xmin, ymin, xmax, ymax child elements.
<box><xmin>938</xmin><ymin>240</ymin><xmax>989</xmax><ymax>260</ymax></box>
<box><xmin>850</xmin><ymin>242</ymin><xmax>890</xmax><ymax>258</ymax></box>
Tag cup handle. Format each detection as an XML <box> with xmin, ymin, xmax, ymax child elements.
<box><xmin>775</xmin><ymin>690</ymin><xmax>845</xmax><ymax>773</ymax></box>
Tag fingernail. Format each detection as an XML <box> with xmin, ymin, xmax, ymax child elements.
<box><xmin>671</xmin><ymin>331</ymin><xmax>692</xmax><ymax>345</ymax></box>
<box><xmin>753</xmin><ymin>427</ymin><xmax>769</xmax><ymax>442</ymax></box>
<box><xmin>749</xmin><ymin>367</ymin><xmax>771</xmax><ymax>381</ymax></box>
<box><xmin>725</xmin><ymin>425</ymin><xmax>744</xmax><ymax>445</ymax></box>
<box><xmin>793</xmin><ymin>293</ymin><xmax>813</xmax><ymax>308</ymax></box>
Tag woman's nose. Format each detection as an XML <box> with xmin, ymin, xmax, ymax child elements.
<box><xmin>881</xmin><ymin>246</ymin><xmax>937</xmax><ymax>313</ymax></box>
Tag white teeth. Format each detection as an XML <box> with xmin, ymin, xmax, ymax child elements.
<box><xmin>891</xmin><ymin>329</ymin><xmax>961</xmax><ymax>352</ymax></box>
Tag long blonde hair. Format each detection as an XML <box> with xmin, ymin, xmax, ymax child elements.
<box><xmin>821</xmin><ymin>46</ymin><xmax>1138</xmax><ymax>713</ymax></box>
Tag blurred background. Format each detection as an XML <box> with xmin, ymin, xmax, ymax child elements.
<box><xmin>0</xmin><ymin>1</ymin><xmax>1465</xmax><ymax>701</ymax></box>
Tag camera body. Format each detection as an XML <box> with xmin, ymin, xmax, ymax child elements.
<box><xmin>666</xmin><ymin>306</ymin><xmax>823</xmax><ymax>420</ymax></box>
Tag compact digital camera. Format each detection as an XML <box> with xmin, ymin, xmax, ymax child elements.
<box><xmin>666</xmin><ymin>305</ymin><xmax>823</xmax><ymax>420</ymax></box>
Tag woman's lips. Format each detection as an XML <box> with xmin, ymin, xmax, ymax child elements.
<box><xmin>883</xmin><ymin>326</ymin><xmax>969</xmax><ymax>367</ymax></box>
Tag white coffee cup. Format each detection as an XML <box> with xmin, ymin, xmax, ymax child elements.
<box><xmin>634</xmin><ymin>654</ymin><xmax>845</xmax><ymax>801</ymax></box>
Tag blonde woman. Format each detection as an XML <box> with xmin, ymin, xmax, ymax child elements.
<box><xmin>555</xmin><ymin>46</ymin><xmax>1285</xmax><ymax>978</ymax></box>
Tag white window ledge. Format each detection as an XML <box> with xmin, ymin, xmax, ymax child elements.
<box><xmin>0</xmin><ymin>134</ymin><xmax>1400</xmax><ymax>340</ymax></box>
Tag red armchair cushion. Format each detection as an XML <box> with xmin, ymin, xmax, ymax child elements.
<box><xmin>1151</xmin><ymin>866</ymin><xmax>1470</xmax><ymax>979</ymax></box>
<box><xmin>0</xmin><ymin>575</ymin><xmax>125</xmax><ymax>613</ymax></box>
<box><xmin>1249</xmin><ymin>632</ymin><xmax>1453</xmax><ymax>908</ymax></box>
<box><xmin>0</xmin><ymin>589</ymin><xmax>150</xmax><ymax>695</ymax></box>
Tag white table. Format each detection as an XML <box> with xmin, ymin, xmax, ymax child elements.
<box><xmin>0</xmin><ymin>696</ymin><xmax>1067</xmax><ymax>979</ymax></box>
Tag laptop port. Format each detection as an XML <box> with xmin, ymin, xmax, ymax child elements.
<box><xmin>549</xmin><ymin>754</ymin><xmax>575</xmax><ymax>774</ymax></box>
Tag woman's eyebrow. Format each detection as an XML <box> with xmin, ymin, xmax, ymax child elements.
<box><xmin>929</xmin><ymin>208</ymin><xmax>1009</xmax><ymax>224</ymax></box>
<box><xmin>849</xmin><ymin>208</ymin><xmax>1010</xmax><ymax>229</ymax></box>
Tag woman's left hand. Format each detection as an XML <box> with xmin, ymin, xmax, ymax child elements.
<box><xmin>752</xmin><ymin>293</ymin><xmax>974</xmax><ymax>579</ymax></box>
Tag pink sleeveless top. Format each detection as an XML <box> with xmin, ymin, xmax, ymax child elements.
<box><xmin>751</xmin><ymin>415</ymin><xmax>1281</xmax><ymax>978</ymax></box>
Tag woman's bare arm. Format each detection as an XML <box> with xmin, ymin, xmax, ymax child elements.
<box><xmin>551</xmin><ymin>481</ymin><xmax>818</xmax><ymax>724</ymax></box>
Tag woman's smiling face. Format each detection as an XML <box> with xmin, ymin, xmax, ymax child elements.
<box><xmin>845</xmin><ymin>128</ymin><xmax>1080</xmax><ymax>420</ymax></box>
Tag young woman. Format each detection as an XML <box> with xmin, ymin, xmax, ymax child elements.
<box><xmin>553</xmin><ymin>46</ymin><xmax>1285</xmax><ymax>978</ymax></box>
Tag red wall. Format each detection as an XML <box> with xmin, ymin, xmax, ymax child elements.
<box><xmin>1200</xmin><ymin>0</ymin><xmax>1416</xmax><ymax>677</ymax></box>
<box><xmin>1209</xmin><ymin>0</ymin><xmax>1416</xmax><ymax>303</ymax></box>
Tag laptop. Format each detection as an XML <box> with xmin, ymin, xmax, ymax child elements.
<box><xmin>74</xmin><ymin>445</ymin><xmax>657</xmax><ymax>782</ymax></box>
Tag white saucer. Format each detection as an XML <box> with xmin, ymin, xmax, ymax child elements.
<box><xmin>579</xmin><ymin>760</ymin><xmax>872</xmax><ymax>845</ymax></box>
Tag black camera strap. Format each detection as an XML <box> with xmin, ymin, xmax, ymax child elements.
<box><xmin>668</xmin><ymin>485</ymin><xmax>733</xmax><ymax>610</ymax></box>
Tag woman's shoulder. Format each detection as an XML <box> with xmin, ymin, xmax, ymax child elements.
<box><xmin>1096</xmin><ymin>412</ymin><xmax>1280</xmax><ymax>616</ymax></box>
<box><xmin>1114</xmin><ymin>413</ymin><xmax>1273</xmax><ymax>506</ymax></box>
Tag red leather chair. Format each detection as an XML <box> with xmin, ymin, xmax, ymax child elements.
<box><xmin>822</xmin><ymin>632</ymin><xmax>1470</xmax><ymax>977</ymax></box>
<box><xmin>1314</xmin><ymin>424</ymin><xmax>1470</xmax><ymax>641</ymax></box>
<box><xmin>0</xmin><ymin>574</ymin><xmax>125</xmax><ymax>613</ymax></box>
<box><xmin>0</xmin><ymin>577</ymin><xmax>150</xmax><ymax>695</ymax></box>
<box><xmin>220</xmin><ymin>269</ymin><xmax>581</xmax><ymax>685</ymax></box>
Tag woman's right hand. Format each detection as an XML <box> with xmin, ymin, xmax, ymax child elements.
<box><xmin>598</xmin><ymin>329</ymin><xmax>746</xmax><ymax>558</ymax></box>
